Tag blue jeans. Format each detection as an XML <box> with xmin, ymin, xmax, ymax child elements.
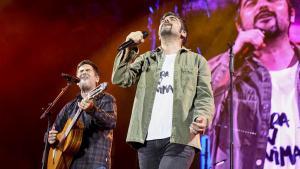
<box><xmin>137</xmin><ymin>137</ymin><xmax>195</xmax><ymax>169</ymax></box>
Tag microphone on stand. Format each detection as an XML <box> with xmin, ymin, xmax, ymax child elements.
<box><xmin>117</xmin><ymin>31</ymin><xmax>148</xmax><ymax>51</ymax></box>
<box><xmin>61</xmin><ymin>73</ymin><xmax>80</xmax><ymax>84</ymax></box>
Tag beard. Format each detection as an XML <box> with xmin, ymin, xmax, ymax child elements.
<box><xmin>78</xmin><ymin>74</ymin><xmax>93</xmax><ymax>92</ymax></box>
<box><xmin>253</xmin><ymin>10</ymin><xmax>281</xmax><ymax>39</ymax></box>
<box><xmin>79</xmin><ymin>80</ymin><xmax>92</xmax><ymax>92</ymax></box>
<box><xmin>159</xmin><ymin>23</ymin><xmax>173</xmax><ymax>37</ymax></box>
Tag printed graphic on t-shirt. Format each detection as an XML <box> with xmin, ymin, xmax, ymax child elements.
<box><xmin>265</xmin><ymin>112</ymin><xmax>300</xmax><ymax>166</ymax></box>
<box><xmin>157</xmin><ymin>71</ymin><xmax>173</xmax><ymax>94</ymax></box>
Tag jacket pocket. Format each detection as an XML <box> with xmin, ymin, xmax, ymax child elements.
<box><xmin>180</xmin><ymin>66</ymin><xmax>197</xmax><ymax>94</ymax></box>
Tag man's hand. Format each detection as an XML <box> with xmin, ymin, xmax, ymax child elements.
<box><xmin>48</xmin><ymin>126</ymin><xmax>58</xmax><ymax>144</ymax></box>
<box><xmin>126</xmin><ymin>31</ymin><xmax>145</xmax><ymax>45</ymax></box>
<box><xmin>78</xmin><ymin>99</ymin><xmax>95</xmax><ymax>113</ymax></box>
<box><xmin>190</xmin><ymin>116</ymin><xmax>207</xmax><ymax>135</ymax></box>
<box><xmin>233</xmin><ymin>28</ymin><xmax>266</xmax><ymax>55</ymax></box>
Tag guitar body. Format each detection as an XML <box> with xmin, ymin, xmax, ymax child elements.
<box><xmin>47</xmin><ymin>119</ymin><xmax>84</xmax><ymax>169</ymax></box>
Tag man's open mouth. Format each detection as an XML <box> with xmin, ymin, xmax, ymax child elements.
<box><xmin>255</xmin><ymin>12</ymin><xmax>275</xmax><ymax>22</ymax></box>
<box><xmin>80</xmin><ymin>74</ymin><xmax>90</xmax><ymax>80</ymax></box>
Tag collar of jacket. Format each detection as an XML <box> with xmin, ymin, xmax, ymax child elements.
<box><xmin>241</xmin><ymin>42</ymin><xmax>300</xmax><ymax>73</ymax></box>
<box><xmin>232</xmin><ymin>42</ymin><xmax>300</xmax><ymax>85</ymax></box>
<box><xmin>151</xmin><ymin>46</ymin><xmax>190</xmax><ymax>56</ymax></box>
<box><xmin>147</xmin><ymin>46</ymin><xmax>190</xmax><ymax>63</ymax></box>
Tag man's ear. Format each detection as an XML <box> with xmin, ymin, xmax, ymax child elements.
<box><xmin>96</xmin><ymin>76</ymin><xmax>100</xmax><ymax>83</ymax></box>
<box><xmin>180</xmin><ymin>30</ymin><xmax>187</xmax><ymax>40</ymax></box>
<box><xmin>76</xmin><ymin>73</ymin><xmax>80</xmax><ymax>87</ymax></box>
<box><xmin>290</xmin><ymin>8</ymin><xmax>296</xmax><ymax>23</ymax></box>
<box><xmin>235</xmin><ymin>21</ymin><xmax>243</xmax><ymax>33</ymax></box>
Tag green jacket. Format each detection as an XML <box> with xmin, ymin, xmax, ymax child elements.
<box><xmin>111</xmin><ymin>47</ymin><xmax>214</xmax><ymax>149</ymax></box>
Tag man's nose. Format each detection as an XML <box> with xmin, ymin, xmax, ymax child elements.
<box><xmin>80</xmin><ymin>71</ymin><xmax>87</xmax><ymax>76</ymax></box>
<box><xmin>162</xmin><ymin>18</ymin><xmax>170</xmax><ymax>23</ymax></box>
<box><xmin>257</xmin><ymin>0</ymin><xmax>270</xmax><ymax>10</ymax></box>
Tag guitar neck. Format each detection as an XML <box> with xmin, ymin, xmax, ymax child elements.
<box><xmin>61</xmin><ymin>107</ymin><xmax>83</xmax><ymax>142</ymax></box>
<box><xmin>58</xmin><ymin>82</ymin><xmax>107</xmax><ymax>144</ymax></box>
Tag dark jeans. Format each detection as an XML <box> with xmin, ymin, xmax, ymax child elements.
<box><xmin>137</xmin><ymin>137</ymin><xmax>195</xmax><ymax>169</ymax></box>
<box><xmin>95</xmin><ymin>166</ymin><xmax>107</xmax><ymax>169</ymax></box>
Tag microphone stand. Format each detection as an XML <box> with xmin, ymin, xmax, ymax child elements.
<box><xmin>40</xmin><ymin>82</ymin><xmax>73</xmax><ymax>169</ymax></box>
<box><xmin>228</xmin><ymin>43</ymin><xmax>234</xmax><ymax>169</ymax></box>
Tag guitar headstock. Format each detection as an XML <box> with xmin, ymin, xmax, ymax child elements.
<box><xmin>88</xmin><ymin>82</ymin><xmax>108</xmax><ymax>99</ymax></box>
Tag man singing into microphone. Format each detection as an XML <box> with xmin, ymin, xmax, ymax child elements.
<box><xmin>48</xmin><ymin>60</ymin><xmax>117</xmax><ymax>169</ymax></box>
<box><xmin>112</xmin><ymin>12</ymin><xmax>214</xmax><ymax>169</ymax></box>
<box><xmin>208</xmin><ymin>0</ymin><xmax>299</xmax><ymax>168</ymax></box>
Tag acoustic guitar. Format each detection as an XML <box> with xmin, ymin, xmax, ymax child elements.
<box><xmin>47</xmin><ymin>82</ymin><xmax>108</xmax><ymax>169</ymax></box>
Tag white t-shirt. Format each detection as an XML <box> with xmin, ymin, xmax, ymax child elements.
<box><xmin>264</xmin><ymin>62</ymin><xmax>300</xmax><ymax>169</ymax></box>
<box><xmin>146</xmin><ymin>53</ymin><xmax>176</xmax><ymax>140</ymax></box>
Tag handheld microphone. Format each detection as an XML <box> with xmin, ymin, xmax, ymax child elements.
<box><xmin>117</xmin><ymin>31</ymin><xmax>148</xmax><ymax>51</ymax></box>
<box><xmin>61</xmin><ymin>73</ymin><xmax>80</xmax><ymax>84</ymax></box>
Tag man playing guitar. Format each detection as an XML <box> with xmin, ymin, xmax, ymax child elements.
<box><xmin>48</xmin><ymin>60</ymin><xmax>117</xmax><ymax>169</ymax></box>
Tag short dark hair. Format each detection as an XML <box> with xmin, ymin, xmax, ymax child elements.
<box><xmin>237</xmin><ymin>0</ymin><xmax>293</xmax><ymax>9</ymax></box>
<box><xmin>160</xmin><ymin>12</ymin><xmax>188</xmax><ymax>44</ymax></box>
<box><xmin>236</xmin><ymin>0</ymin><xmax>294</xmax><ymax>24</ymax></box>
<box><xmin>77</xmin><ymin>59</ymin><xmax>100</xmax><ymax>75</ymax></box>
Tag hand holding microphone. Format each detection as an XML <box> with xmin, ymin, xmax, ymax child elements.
<box><xmin>233</xmin><ymin>28</ymin><xmax>266</xmax><ymax>56</ymax></box>
<box><xmin>117</xmin><ymin>31</ymin><xmax>148</xmax><ymax>51</ymax></box>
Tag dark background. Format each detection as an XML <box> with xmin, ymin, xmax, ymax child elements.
<box><xmin>0</xmin><ymin>0</ymin><xmax>299</xmax><ymax>168</ymax></box>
